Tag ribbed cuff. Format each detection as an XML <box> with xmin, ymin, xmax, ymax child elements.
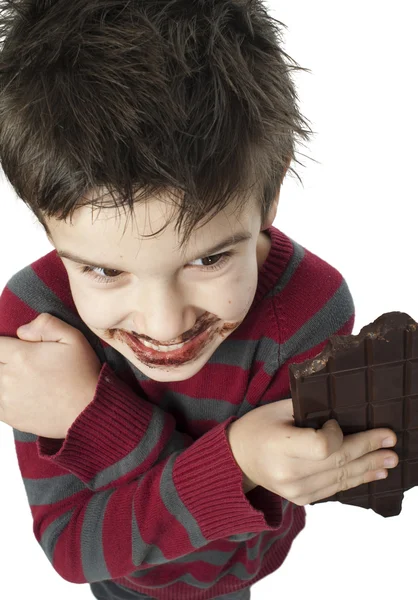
<box><xmin>173</xmin><ymin>418</ymin><xmax>284</xmax><ymax>539</ymax></box>
<box><xmin>37</xmin><ymin>363</ymin><xmax>173</xmax><ymax>482</ymax></box>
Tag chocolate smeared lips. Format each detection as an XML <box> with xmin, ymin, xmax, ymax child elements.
<box><xmin>136</xmin><ymin>315</ymin><xmax>220</xmax><ymax>346</ymax></box>
<box><xmin>112</xmin><ymin>315</ymin><xmax>221</xmax><ymax>368</ymax></box>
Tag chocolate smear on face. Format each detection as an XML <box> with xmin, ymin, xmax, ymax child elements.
<box><xmin>104</xmin><ymin>316</ymin><xmax>243</xmax><ymax>368</ymax></box>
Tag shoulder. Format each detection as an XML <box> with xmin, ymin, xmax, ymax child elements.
<box><xmin>270</xmin><ymin>235</ymin><xmax>355</xmax><ymax>360</ymax></box>
<box><xmin>0</xmin><ymin>250</ymin><xmax>77</xmax><ymax>336</ymax></box>
<box><xmin>5</xmin><ymin>248</ymin><xmax>71</xmax><ymax>292</ymax></box>
<box><xmin>286</xmin><ymin>237</ymin><xmax>353</xmax><ymax>304</ymax></box>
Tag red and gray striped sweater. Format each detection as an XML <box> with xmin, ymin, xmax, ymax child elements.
<box><xmin>0</xmin><ymin>226</ymin><xmax>354</xmax><ymax>600</ymax></box>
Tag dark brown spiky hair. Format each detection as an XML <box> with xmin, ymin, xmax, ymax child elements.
<box><xmin>0</xmin><ymin>0</ymin><xmax>313</xmax><ymax>248</ymax></box>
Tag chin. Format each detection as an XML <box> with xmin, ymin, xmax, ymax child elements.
<box><xmin>130</xmin><ymin>352</ymin><xmax>211</xmax><ymax>382</ymax></box>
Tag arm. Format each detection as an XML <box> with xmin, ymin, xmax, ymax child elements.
<box><xmin>12</xmin><ymin>363</ymin><xmax>282</xmax><ymax>584</ymax></box>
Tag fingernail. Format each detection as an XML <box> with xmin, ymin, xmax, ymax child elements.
<box><xmin>382</xmin><ymin>437</ymin><xmax>395</xmax><ymax>447</ymax></box>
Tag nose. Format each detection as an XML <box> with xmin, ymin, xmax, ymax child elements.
<box><xmin>132</xmin><ymin>284</ymin><xmax>198</xmax><ymax>345</ymax></box>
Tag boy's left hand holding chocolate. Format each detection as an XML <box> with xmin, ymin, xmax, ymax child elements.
<box><xmin>0</xmin><ymin>313</ymin><xmax>102</xmax><ymax>439</ymax></box>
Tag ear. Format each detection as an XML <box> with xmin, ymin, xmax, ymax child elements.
<box><xmin>260</xmin><ymin>156</ymin><xmax>291</xmax><ymax>230</ymax></box>
<box><xmin>261</xmin><ymin>189</ymin><xmax>280</xmax><ymax>230</ymax></box>
<box><xmin>40</xmin><ymin>218</ymin><xmax>54</xmax><ymax>244</ymax></box>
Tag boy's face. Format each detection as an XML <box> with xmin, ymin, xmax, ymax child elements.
<box><xmin>45</xmin><ymin>193</ymin><xmax>278</xmax><ymax>382</ymax></box>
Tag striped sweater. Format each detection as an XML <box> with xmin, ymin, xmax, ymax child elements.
<box><xmin>0</xmin><ymin>225</ymin><xmax>355</xmax><ymax>600</ymax></box>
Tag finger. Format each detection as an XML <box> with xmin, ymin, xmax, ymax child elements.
<box><xmin>295</xmin><ymin>449</ymin><xmax>396</xmax><ymax>506</ymax></box>
<box><xmin>325</xmin><ymin>427</ymin><xmax>397</xmax><ymax>471</ymax></box>
<box><xmin>283</xmin><ymin>419</ymin><xmax>396</xmax><ymax>479</ymax></box>
<box><xmin>283</xmin><ymin>419</ymin><xmax>343</xmax><ymax>461</ymax></box>
<box><xmin>0</xmin><ymin>335</ymin><xmax>30</xmax><ymax>363</ymax></box>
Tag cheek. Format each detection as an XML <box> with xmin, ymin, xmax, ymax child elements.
<box><xmin>219</xmin><ymin>268</ymin><xmax>258</xmax><ymax>317</ymax></box>
<box><xmin>69</xmin><ymin>285</ymin><xmax>120</xmax><ymax>330</ymax></box>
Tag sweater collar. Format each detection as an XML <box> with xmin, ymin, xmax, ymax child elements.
<box><xmin>251</xmin><ymin>225</ymin><xmax>294</xmax><ymax>307</ymax></box>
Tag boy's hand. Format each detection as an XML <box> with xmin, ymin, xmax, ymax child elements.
<box><xmin>226</xmin><ymin>398</ymin><xmax>399</xmax><ymax>504</ymax></box>
<box><xmin>0</xmin><ymin>313</ymin><xmax>102</xmax><ymax>439</ymax></box>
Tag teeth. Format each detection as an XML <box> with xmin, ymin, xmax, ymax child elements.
<box><xmin>135</xmin><ymin>326</ymin><xmax>211</xmax><ymax>353</ymax></box>
<box><xmin>140</xmin><ymin>339</ymin><xmax>187</xmax><ymax>352</ymax></box>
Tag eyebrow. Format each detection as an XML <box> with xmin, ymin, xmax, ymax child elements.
<box><xmin>56</xmin><ymin>231</ymin><xmax>253</xmax><ymax>270</ymax></box>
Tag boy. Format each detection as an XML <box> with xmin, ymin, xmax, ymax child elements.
<box><xmin>0</xmin><ymin>1</ymin><xmax>398</xmax><ymax>599</ymax></box>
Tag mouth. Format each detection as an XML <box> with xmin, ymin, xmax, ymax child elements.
<box><xmin>137</xmin><ymin>318</ymin><xmax>214</xmax><ymax>347</ymax></box>
<box><xmin>115</xmin><ymin>321</ymin><xmax>219</xmax><ymax>367</ymax></box>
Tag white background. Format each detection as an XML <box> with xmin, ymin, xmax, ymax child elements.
<box><xmin>1</xmin><ymin>1</ymin><xmax>417</xmax><ymax>599</ymax></box>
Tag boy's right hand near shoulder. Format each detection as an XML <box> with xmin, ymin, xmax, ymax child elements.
<box><xmin>226</xmin><ymin>399</ymin><xmax>399</xmax><ymax>504</ymax></box>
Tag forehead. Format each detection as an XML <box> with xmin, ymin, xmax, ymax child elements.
<box><xmin>49</xmin><ymin>193</ymin><xmax>252</xmax><ymax>235</ymax></box>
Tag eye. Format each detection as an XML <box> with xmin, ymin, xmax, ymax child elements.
<box><xmin>188</xmin><ymin>252</ymin><xmax>232</xmax><ymax>270</ymax></box>
<box><xmin>78</xmin><ymin>251</ymin><xmax>234</xmax><ymax>284</ymax></box>
<box><xmin>79</xmin><ymin>266</ymin><xmax>123</xmax><ymax>284</ymax></box>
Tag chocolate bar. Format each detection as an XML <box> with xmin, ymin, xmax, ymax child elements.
<box><xmin>289</xmin><ymin>312</ymin><xmax>418</xmax><ymax>518</ymax></box>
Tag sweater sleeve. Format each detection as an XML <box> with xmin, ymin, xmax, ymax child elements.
<box><xmin>12</xmin><ymin>363</ymin><xmax>283</xmax><ymax>584</ymax></box>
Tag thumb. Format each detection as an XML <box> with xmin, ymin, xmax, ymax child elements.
<box><xmin>16</xmin><ymin>313</ymin><xmax>71</xmax><ymax>343</ymax></box>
